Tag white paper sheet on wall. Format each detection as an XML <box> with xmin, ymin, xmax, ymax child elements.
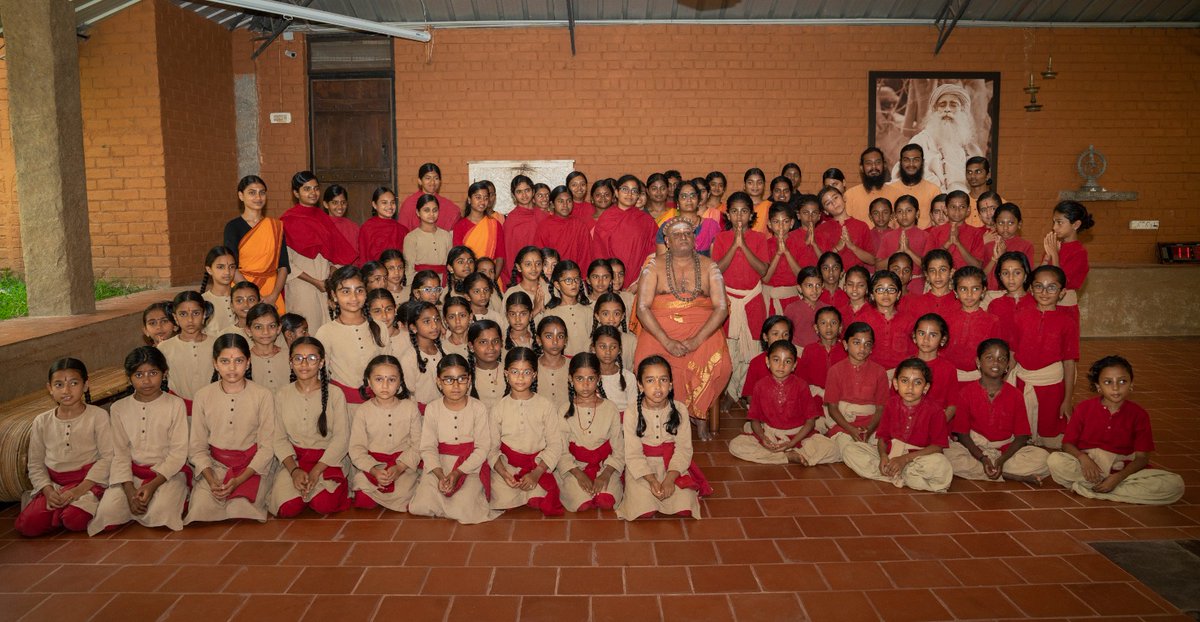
<box><xmin>466</xmin><ymin>160</ymin><xmax>576</xmax><ymax>215</ymax></box>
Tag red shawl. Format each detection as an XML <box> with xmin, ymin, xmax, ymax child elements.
<box><xmin>591</xmin><ymin>206</ymin><xmax>657</xmax><ymax>280</ymax></box>
<box><xmin>280</xmin><ymin>204</ymin><xmax>358</xmax><ymax>265</ymax></box>
<box><xmin>399</xmin><ymin>191</ymin><xmax>462</xmax><ymax>231</ymax></box>
<box><xmin>503</xmin><ymin>206</ymin><xmax>546</xmax><ymax>256</ymax></box>
<box><xmin>534</xmin><ymin>214</ymin><xmax>592</xmax><ymax>269</ymax></box>
<box><xmin>357</xmin><ymin>217</ymin><xmax>410</xmax><ymax>267</ymax></box>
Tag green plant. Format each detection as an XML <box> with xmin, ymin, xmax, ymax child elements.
<box><xmin>0</xmin><ymin>269</ymin><xmax>150</xmax><ymax>320</ymax></box>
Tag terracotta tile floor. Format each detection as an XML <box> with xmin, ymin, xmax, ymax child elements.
<box><xmin>1</xmin><ymin>338</ymin><xmax>1197</xmax><ymax>621</ymax></box>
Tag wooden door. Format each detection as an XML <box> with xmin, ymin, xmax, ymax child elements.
<box><xmin>310</xmin><ymin>78</ymin><xmax>395</xmax><ymax>225</ymax></box>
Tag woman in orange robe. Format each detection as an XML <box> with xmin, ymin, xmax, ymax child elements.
<box><xmin>224</xmin><ymin>175</ymin><xmax>288</xmax><ymax>313</ymax></box>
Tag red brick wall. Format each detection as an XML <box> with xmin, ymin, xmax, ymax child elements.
<box><xmin>76</xmin><ymin>1</ymin><xmax>170</xmax><ymax>282</ymax></box>
<box><xmin>155</xmin><ymin>1</ymin><xmax>237</xmax><ymax>284</ymax></box>
<box><xmin>377</xmin><ymin>25</ymin><xmax>1197</xmax><ymax>264</ymax></box>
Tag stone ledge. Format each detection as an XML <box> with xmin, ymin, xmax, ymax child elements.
<box><xmin>1058</xmin><ymin>190</ymin><xmax>1139</xmax><ymax>202</ymax></box>
<box><xmin>1080</xmin><ymin>265</ymin><xmax>1199</xmax><ymax>338</ymax></box>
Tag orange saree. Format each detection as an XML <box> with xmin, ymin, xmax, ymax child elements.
<box><xmin>238</xmin><ymin>217</ymin><xmax>286</xmax><ymax>313</ymax></box>
<box><xmin>633</xmin><ymin>295</ymin><xmax>732</xmax><ymax>420</ymax></box>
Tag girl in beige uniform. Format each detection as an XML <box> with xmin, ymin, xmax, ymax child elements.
<box><xmin>400</xmin><ymin>301</ymin><xmax>446</xmax><ymax>408</ymax></box>
<box><xmin>463</xmin><ymin>272</ymin><xmax>507</xmax><ymax>331</ymax></box>
<box><xmin>592</xmin><ymin>326</ymin><xmax>638</xmax><ymax>420</ymax></box>
<box><xmin>16</xmin><ymin>359</ymin><xmax>113</xmax><ymax>537</ymax></box>
<box><xmin>158</xmin><ymin>291</ymin><xmax>215</xmax><ymax>415</ymax></box>
<box><xmin>442</xmin><ymin>296</ymin><xmax>472</xmax><ymax>359</ymax></box>
<box><xmin>535</xmin><ymin>316</ymin><xmax>571</xmax><ymax>410</ymax></box>
<box><xmin>468</xmin><ymin>320</ymin><xmax>507</xmax><ymax>409</ymax></box>
<box><xmin>349</xmin><ymin>355</ymin><xmax>423</xmax><ymax>511</ymax></box>
<box><xmin>246</xmin><ymin>303</ymin><xmax>290</xmax><ymax>391</ymax></box>
<box><xmin>313</xmin><ymin>265</ymin><xmax>389</xmax><ymax>412</ymax></box>
<box><xmin>618</xmin><ymin>356</ymin><xmax>713</xmax><ymax>521</ymax></box>
<box><xmin>270</xmin><ymin>336</ymin><xmax>352</xmax><ymax>517</ymax></box>
<box><xmin>543</xmin><ymin>260</ymin><xmax>593</xmax><ymax>357</ymax></box>
<box><xmin>185</xmin><ymin>335</ymin><xmax>276</xmax><ymax>524</ymax></box>
<box><xmin>380</xmin><ymin>249</ymin><xmax>409</xmax><ymax>305</ymax></box>
<box><xmin>403</xmin><ymin>194</ymin><xmax>453</xmax><ymax>286</ymax></box>
<box><xmin>216</xmin><ymin>281</ymin><xmax>261</xmax><ymax>339</ymax></box>
<box><xmin>503</xmin><ymin>291</ymin><xmax>536</xmax><ymax>353</ymax></box>
<box><xmin>408</xmin><ymin>354</ymin><xmax>499</xmax><ymax>524</ymax></box>
<box><xmin>593</xmin><ymin>293</ymin><xmax>637</xmax><ymax>371</ymax></box>
<box><xmin>200</xmin><ymin>246</ymin><xmax>237</xmax><ymax>334</ymax></box>
<box><xmin>489</xmin><ymin>348</ymin><xmax>564</xmax><ymax>515</ymax></box>
<box><xmin>557</xmin><ymin>353</ymin><xmax>624</xmax><ymax>513</ymax></box>
<box><xmin>506</xmin><ymin>246</ymin><xmax>550</xmax><ymax>318</ymax></box>
<box><xmin>366</xmin><ymin>289</ymin><xmax>403</xmax><ymax>346</ymax></box>
<box><xmin>90</xmin><ymin>347</ymin><xmax>189</xmax><ymax>535</ymax></box>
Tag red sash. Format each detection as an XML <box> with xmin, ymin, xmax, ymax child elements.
<box><xmin>330</xmin><ymin>379</ymin><xmax>368</xmax><ymax>405</ymax></box>
<box><xmin>293</xmin><ymin>445</ymin><xmax>347</xmax><ymax>483</ymax></box>
<box><xmin>499</xmin><ymin>443</ymin><xmax>564</xmax><ymax>516</ymax></box>
<box><xmin>47</xmin><ymin>463</ymin><xmax>105</xmax><ymax>499</ymax></box>
<box><xmin>641</xmin><ymin>442</ymin><xmax>713</xmax><ymax>496</ymax></box>
<box><xmin>438</xmin><ymin>442</ymin><xmax>491</xmax><ymax>500</ymax></box>
<box><xmin>168</xmin><ymin>390</ymin><xmax>193</xmax><ymax>417</ymax></box>
<box><xmin>568</xmin><ymin>440</ymin><xmax>613</xmax><ymax>481</ymax></box>
<box><xmin>209</xmin><ymin>445</ymin><xmax>261</xmax><ymax>502</ymax></box>
<box><xmin>131</xmin><ymin>461</ymin><xmax>193</xmax><ymax>489</ymax></box>
<box><xmin>365</xmin><ymin>450</ymin><xmax>402</xmax><ymax>492</ymax></box>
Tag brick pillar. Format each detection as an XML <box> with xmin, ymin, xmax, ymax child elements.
<box><xmin>0</xmin><ymin>0</ymin><xmax>95</xmax><ymax>315</ymax></box>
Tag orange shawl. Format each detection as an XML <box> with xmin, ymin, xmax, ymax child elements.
<box><xmin>238</xmin><ymin>217</ymin><xmax>286</xmax><ymax>313</ymax></box>
<box><xmin>462</xmin><ymin>216</ymin><xmax>501</xmax><ymax>259</ymax></box>
<box><xmin>632</xmin><ymin>295</ymin><xmax>732</xmax><ymax>420</ymax></box>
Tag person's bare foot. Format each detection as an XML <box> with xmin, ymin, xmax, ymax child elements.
<box><xmin>692</xmin><ymin>416</ymin><xmax>714</xmax><ymax>441</ymax></box>
<box><xmin>720</xmin><ymin>394</ymin><xmax>736</xmax><ymax>414</ymax></box>
<box><xmin>786</xmin><ymin>452</ymin><xmax>809</xmax><ymax>466</ymax></box>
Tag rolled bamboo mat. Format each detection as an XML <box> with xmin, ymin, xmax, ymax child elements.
<box><xmin>0</xmin><ymin>367</ymin><xmax>131</xmax><ymax>502</ymax></box>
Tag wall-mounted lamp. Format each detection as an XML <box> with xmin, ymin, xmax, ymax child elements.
<box><xmin>1041</xmin><ymin>56</ymin><xmax>1058</xmax><ymax>80</ymax></box>
<box><xmin>1024</xmin><ymin>74</ymin><xmax>1043</xmax><ymax>112</ymax></box>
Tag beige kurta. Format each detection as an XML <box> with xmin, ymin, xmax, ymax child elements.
<box><xmin>268</xmin><ymin>382</ymin><xmax>351</xmax><ymax>513</ymax></box>
<box><xmin>617</xmin><ymin>400</ymin><xmax>700</xmax><ymax>520</ymax></box>
<box><xmin>620</xmin><ymin>330</ymin><xmax>637</xmax><ymax>371</ymax></box>
<box><xmin>251</xmin><ymin>348</ymin><xmax>292</xmax><ymax>392</ymax></box>
<box><xmin>158</xmin><ymin>335</ymin><xmax>214</xmax><ymax>401</ymax></box>
<box><xmin>403</xmin><ymin>228</ymin><xmax>453</xmax><ymax>287</ymax></box>
<box><xmin>842</xmin><ymin>440</ymin><xmax>953</xmax><ymax>492</ymax></box>
<box><xmin>504</xmin><ymin>281</ymin><xmax>551</xmax><ymax>314</ymax></box>
<box><xmin>408</xmin><ymin>398</ymin><xmax>499</xmax><ymax>524</ymax></box>
<box><xmin>23</xmin><ymin>405</ymin><xmax>113</xmax><ymax>518</ymax></box>
<box><xmin>399</xmin><ymin>346</ymin><xmax>444</xmax><ymax>405</ymax></box>
<box><xmin>945</xmin><ymin>432</ymin><xmax>1050</xmax><ymax>481</ymax></box>
<box><xmin>442</xmin><ymin>337</ymin><xmax>470</xmax><ymax>359</ymax></box>
<box><xmin>185</xmin><ymin>381</ymin><xmax>276</xmax><ymax>523</ymax></box>
<box><xmin>202</xmin><ymin>290</ymin><xmax>236</xmax><ymax>335</ymax></box>
<box><xmin>538</xmin><ymin>359</ymin><xmax>571</xmax><ymax>410</ymax></box>
<box><xmin>1047</xmin><ymin>449</ymin><xmax>1185</xmax><ymax>506</ymax></box>
<box><xmin>90</xmin><ymin>393</ymin><xmax>189</xmax><ymax>534</ymax></box>
<box><xmin>600</xmin><ymin>370</ymin><xmax>638</xmax><ymax>418</ymax></box>
<box><xmin>473</xmin><ymin>364</ymin><xmax>506</xmax><ymax>409</ymax></box>
<box><xmin>349</xmin><ymin>398</ymin><xmax>423</xmax><ymax>511</ymax></box>
<box><xmin>556</xmin><ymin>399</ymin><xmax>625</xmax><ymax>512</ymax></box>
<box><xmin>543</xmin><ymin>303</ymin><xmax>594</xmax><ymax>357</ymax></box>
<box><xmin>487</xmin><ymin>395</ymin><xmax>562</xmax><ymax>510</ymax></box>
<box><xmin>313</xmin><ymin>318</ymin><xmax>389</xmax><ymax>404</ymax></box>
<box><xmin>473</xmin><ymin>307</ymin><xmax>509</xmax><ymax>332</ymax></box>
<box><xmin>285</xmin><ymin>249</ymin><xmax>331</xmax><ymax>332</ymax></box>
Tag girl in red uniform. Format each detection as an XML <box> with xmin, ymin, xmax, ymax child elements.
<box><xmin>944</xmin><ymin>266</ymin><xmax>1002</xmax><ymax>392</ymax></box>
<box><xmin>783</xmin><ymin>266</ymin><xmax>825</xmax><ymax>353</ymax></box>
<box><xmin>859</xmin><ymin>269</ymin><xmax>915</xmax><ymax>375</ymax></box>
<box><xmin>711</xmin><ymin>192</ymin><xmax>770</xmax><ymax>398</ymax></box>
<box><xmin>1042</xmin><ymin>200</ymin><xmax>1094</xmax><ymax>323</ymax></box>
<box><xmin>1047</xmin><ymin>355</ymin><xmax>1184</xmax><ymax>505</ymax></box>
<box><xmin>982</xmin><ymin>203</ymin><xmax>1034</xmax><ymax>290</ymax></box>
<box><xmin>905</xmin><ymin>249</ymin><xmax>957</xmax><ymax>319</ymax></box>
<box><xmin>814</xmin><ymin>186</ymin><xmax>876</xmax><ymax>271</ymax></box>
<box><xmin>985</xmin><ymin>251</ymin><xmax>1033</xmax><ymax>344</ymax></box>
<box><xmin>911</xmin><ymin>313</ymin><xmax>958</xmax><ymax>422</ymax></box>
<box><xmin>1009</xmin><ymin>266</ymin><xmax>1078</xmax><ymax>448</ymax></box>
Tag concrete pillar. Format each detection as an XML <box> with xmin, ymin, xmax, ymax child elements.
<box><xmin>0</xmin><ymin>0</ymin><xmax>95</xmax><ymax>315</ymax></box>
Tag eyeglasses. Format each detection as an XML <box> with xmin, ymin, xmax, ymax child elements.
<box><xmin>558</xmin><ymin>277</ymin><xmax>581</xmax><ymax>284</ymax></box>
<box><xmin>677</xmin><ymin>192</ymin><xmax>698</xmax><ymax>200</ymax></box>
<box><xmin>291</xmin><ymin>354</ymin><xmax>321</xmax><ymax>364</ymax></box>
<box><xmin>617</xmin><ymin>186</ymin><xmax>641</xmax><ymax>195</ymax></box>
<box><xmin>1031</xmin><ymin>283</ymin><xmax>1062</xmax><ymax>293</ymax></box>
<box><xmin>419</xmin><ymin>286</ymin><xmax>444</xmax><ymax>295</ymax></box>
<box><xmin>872</xmin><ymin>287</ymin><xmax>899</xmax><ymax>295</ymax></box>
<box><xmin>439</xmin><ymin>375</ymin><xmax>471</xmax><ymax>386</ymax></box>
<box><xmin>506</xmin><ymin>369</ymin><xmax>535</xmax><ymax>378</ymax></box>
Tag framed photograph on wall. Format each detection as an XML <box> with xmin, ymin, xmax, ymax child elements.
<box><xmin>868</xmin><ymin>71</ymin><xmax>1000</xmax><ymax>194</ymax></box>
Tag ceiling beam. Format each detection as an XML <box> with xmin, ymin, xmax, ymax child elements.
<box><xmin>203</xmin><ymin>0</ymin><xmax>431</xmax><ymax>41</ymax></box>
<box><xmin>933</xmin><ymin>0</ymin><xmax>971</xmax><ymax>54</ymax></box>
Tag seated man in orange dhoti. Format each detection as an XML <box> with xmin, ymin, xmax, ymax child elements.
<box><xmin>634</xmin><ymin>217</ymin><xmax>733</xmax><ymax>441</ymax></box>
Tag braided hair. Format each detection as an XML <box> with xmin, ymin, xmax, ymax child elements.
<box><xmin>466</xmin><ymin>319</ymin><xmax>502</xmax><ymax>400</ymax></box>
<box><xmin>325</xmin><ymin>265</ymin><xmax>384</xmax><ymax>347</ymax></box>
<box><xmin>410</xmin><ymin>269</ymin><xmax>443</xmax><ymax>301</ymax></box>
<box><xmin>408</xmin><ymin>301</ymin><xmax>444</xmax><ymax>374</ymax></box>
<box><xmin>446</xmin><ymin>245</ymin><xmax>477</xmax><ymax>295</ymax></box>
<box><xmin>593</xmin><ymin>292</ymin><xmax>630</xmax><ymax>333</ymax></box>
<box><xmin>510</xmin><ymin>246</ymin><xmax>545</xmax><ymax>288</ymax></box>
<box><xmin>634</xmin><ymin>355</ymin><xmax>681</xmax><ymax>438</ymax></box>
<box><xmin>502</xmin><ymin>347</ymin><xmax>539</xmax><ymax>397</ymax></box>
<box><xmin>461</xmin><ymin>272</ymin><xmax>494</xmax><ymax>311</ymax></box>
<box><xmin>359</xmin><ymin>354</ymin><xmax>410</xmax><ymax>402</ymax></box>
<box><xmin>379</xmin><ymin>248</ymin><xmax>408</xmax><ymax>290</ymax></box>
<box><xmin>546</xmin><ymin>260</ymin><xmax>589</xmax><ymax>310</ymax></box>
<box><xmin>534</xmin><ymin>315</ymin><xmax>567</xmax><ymax>360</ymax></box>
<box><xmin>287</xmin><ymin>336</ymin><xmax>331</xmax><ymax>436</ymax></box>
<box><xmin>590</xmin><ymin>325</ymin><xmax>628</xmax><ymax>391</ymax></box>
<box><xmin>200</xmin><ymin>245</ymin><xmax>235</xmax><ymax>295</ymax></box>
<box><xmin>365</xmin><ymin>288</ymin><xmax>399</xmax><ymax>330</ymax></box>
<box><xmin>585</xmin><ymin>258</ymin><xmax>613</xmax><ymax>298</ymax></box>
<box><xmin>123</xmin><ymin>345</ymin><xmax>169</xmax><ymax>394</ymax></box>
<box><xmin>210</xmin><ymin>333</ymin><xmax>253</xmax><ymax>383</ymax></box>
<box><xmin>504</xmin><ymin>291</ymin><xmax>534</xmax><ymax>351</ymax></box>
<box><xmin>564</xmin><ymin>352</ymin><xmax>605</xmax><ymax>419</ymax></box>
<box><xmin>170</xmin><ymin>290</ymin><xmax>214</xmax><ymax>331</ymax></box>
<box><xmin>48</xmin><ymin>357</ymin><xmax>92</xmax><ymax>405</ymax></box>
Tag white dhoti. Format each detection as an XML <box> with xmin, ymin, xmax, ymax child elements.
<box><xmin>843</xmin><ymin>439</ymin><xmax>953</xmax><ymax>492</ymax></box>
<box><xmin>1008</xmin><ymin>361</ymin><xmax>1064</xmax><ymax>448</ymax></box>
<box><xmin>725</xmin><ymin>282</ymin><xmax>764</xmax><ymax>399</ymax></box>
<box><xmin>729</xmin><ymin>422</ymin><xmax>839</xmax><ymax>466</ymax></box>
<box><xmin>1047</xmin><ymin>448</ymin><xmax>1184</xmax><ymax>506</ymax></box>
<box><xmin>945</xmin><ymin>431</ymin><xmax>1049</xmax><ymax>481</ymax></box>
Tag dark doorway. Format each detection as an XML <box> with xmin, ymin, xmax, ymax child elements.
<box><xmin>308</xmin><ymin>37</ymin><xmax>395</xmax><ymax>224</ymax></box>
